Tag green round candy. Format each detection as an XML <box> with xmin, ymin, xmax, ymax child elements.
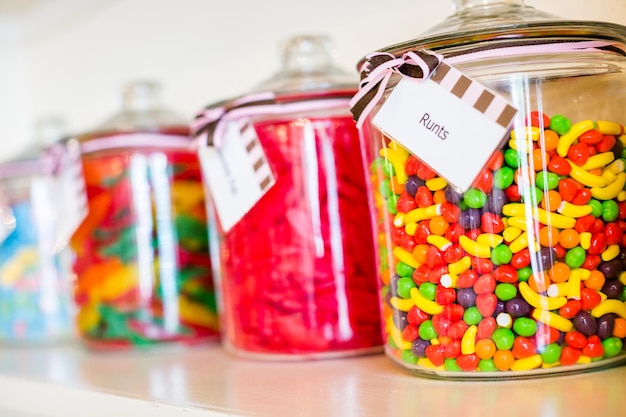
<box><xmin>463</xmin><ymin>306</ymin><xmax>482</xmax><ymax>325</ymax></box>
<box><xmin>371</xmin><ymin>157</ymin><xmax>395</xmax><ymax>178</ymax></box>
<box><xmin>492</xmin><ymin>328</ymin><xmax>515</xmax><ymax>350</ymax></box>
<box><xmin>517</xmin><ymin>266</ymin><xmax>533</xmax><ymax>282</ymax></box>
<box><xmin>493</xmin><ymin>167</ymin><xmax>514</xmax><ymax>189</ymax></box>
<box><xmin>379</xmin><ymin>180</ymin><xmax>392</xmax><ymax>198</ymax></box>
<box><xmin>540</xmin><ymin>343</ymin><xmax>562</xmax><ymax>364</ymax></box>
<box><xmin>602</xmin><ymin>337</ymin><xmax>623</xmax><ymax>358</ymax></box>
<box><xmin>396</xmin><ymin>277</ymin><xmax>416</xmax><ymax>298</ymax></box>
<box><xmin>495</xmin><ymin>283</ymin><xmax>517</xmax><ymax>301</ymax></box>
<box><xmin>458</xmin><ymin>199</ymin><xmax>469</xmax><ymax>210</ymax></box>
<box><xmin>386</xmin><ymin>195</ymin><xmax>398</xmax><ymax>215</ymax></box>
<box><xmin>401</xmin><ymin>349</ymin><xmax>419</xmax><ymax>364</ymax></box>
<box><xmin>602</xmin><ymin>200</ymin><xmax>620</xmax><ymax>222</ymax></box>
<box><xmin>565</xmin><ymin>246</ymin><xmax>586</xmax><ymax>269</ymax></box>
<box><xmin>521</xmin><ymin>186</ymin><xmax>543</xmax><ymax>205</ymax></box>
<box><xmin>621</xmin><ymin>286</ymin><xmax>626</xmax><ymax>301</ymax></box>
<box><xmin>512</xmin><ymin>317</ymin><xmax>537</xmax><ymax>337</ymax></box>
<box><xmin>395</xmin><ymin>262</ymin><xmax>415</xmax><ymax>278</ymax></box>
<box><xmin>419</xmin><ymin>320</ymin><xmax>438</xmax><ymax>340</ymax></box>
<box><xmin>479</xmin><ymin>359</ymin><xmax>498</xmax><ymax>372</ymax></box>
<box><xmin>535</xmin><ymin>171</ymin><xmax>560</xmax><ymax>191</ymax></box>
<box><xmin>464</xmin><ymin>188</ymin><xmax>487</xmax><ymax>209</ymax></box>
<box><xmin>549</xmin><ymin>114</ymin><xmax>571</xmax><ymax>135</ymax></box>
<box><xmin>504</xmin><ymin>148</ymin><xmax>521</xmax><ymax>168</ymax></box>
<box><xmin>589</xmin><ymin>199</ymin><xmax>603</xmax><ymax>218</ymax></box>
<box><xmin>491</xmin><ymin>244</ymin><xmax>513</xmax><ymax>266</ymax></box>
<box><xmin>445</xmin><ymin>357</ymin><xmax>462</xmax><ymax>371</ymax></box>
<box><xmin>419</xmin><ymin>282</ymin><xmax>437</xmax><ymax>301</ymax></box>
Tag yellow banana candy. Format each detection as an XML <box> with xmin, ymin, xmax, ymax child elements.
<box><xmin>502</xmin><ymin>204</ymin><xmax>576</xmax><ymax>229</ymax></box>
<box><xmin>581</xmin><ymin>151</ymin><xmax>615</xmax><ymax>171</ymax></box>
<box><xmin>532</xmin><ymin>308</ymin><xmax>574</xmax><ymax>332</ymax></box>
<box><xmin>476</xmin><ymin>233</ymin><xmax>504</xmax><ymax>247</ymax></box>
<box><xmin>405</xmin><ymin>204</ymin><xmax>442</xmax><ymax>223</ymax></box>
<box><xmin>557</xmin><ymin>201</ymin><xmax>593</xmax><ymax>218</ymax></box>
<box><xmin>393</xmin><ymin>246</ymin><xmax>421</xmax><ymax>268</ymax></box>
<box><xmin>511</xmin><ymin>354</ymin><xmax>543</xmax><ymax>371</ymax></box>
<box><xmin>380</xmin><ymin>147</ymin><xmax>409</xmax><ymax>184</ymax></box>
<box><xmin>568</xmin><ymin>161</ymin><xmax>610</xmax><ymax>188</ymax></box>
<box><xmin>425</xmin><ymin>177</ymin><xmax>448</xmax><ymax>191</ymax></box>
<box><xmin>591</xmin><ymin>299</ymin><xmax>626</xmax><ymax>319</ymax></box>
<box><xmin>556</xmin><ymin>119</ymin><xmax>595</xmax><ymax>157</ymax></box>
<box><xmin>596</xmin><ymin>120</ymin><xmax>623</xmax><ymax>135</ymax></box>
<box><xmin>390</xmin><ymin>296</ymin><xmax>415</xmax><ymax>312</ymax></box>
<box><xmin>410</xmin><ymin>287</ymin><xmax>444</xmax><ymax>315</ymax></box>
<box><xmin>459</xmin><ymin>235</ymin><xmax>491</xmax><ymax>258</ymax></box>
<box><xmin>511</xmin><ymin>126</ymin><xmax>541</xmax><ymax>142</ymax></box>
<box><xmin>448</xmin><ymin>256</ymin><xmax>472</xmax><ymax>276</ymax></box>
<box><xmin>461</xmin><ymin>325</ymin><xmax>478</xmax><ymax>355</ymax></box>
<box><xmin>388</xmin><ymin>317</ymin><xmax>413</xmax><ymax>350</ymax></box>
<box><xmin>427</xmin><ymin>235</ymin><xmax>453</xmax><ymax>251</ymax></box>
<box><xmin>519</xmin><ymin>281</ymin><xmax>568</xmax><ymax>310</ymax></box>
<box><xmin>590</xmin><ymin>172</ymin><xmax>626</xmax><ymax>200</ymax></box>
<box><xmin>506</xmin><ymin>217</ymin><xmax>528</xmax><ymax>231</ymax></box>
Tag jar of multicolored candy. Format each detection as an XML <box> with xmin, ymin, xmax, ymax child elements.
<box><xmin>353</xmin><ymin>0</ymin><xmax>626</xmax><ymax>377</ymax></box>
<box><xmin>71</xmin><ymin>81</ymin><xmax>219</xmax><ymax>350</ymax></box>
<box><xmin>193</xmin><ymin>35</ymin><xmax>382</xmax><ymax>359</ymax></box>
<box><xmin>0</xmin><ymin>133</ymin><xmax>77</xmax><ymax>344</ymax></box>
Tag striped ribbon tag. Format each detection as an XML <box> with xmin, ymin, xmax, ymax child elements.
<box><xmin>198</xmin><ymin>118</ymin><xmax>275</xmax><ymax>231</ymax></box>
<box><xmin>373</xmin><ymin>61</ymin><xmax>517</xmax><ymax>193</ymax></box>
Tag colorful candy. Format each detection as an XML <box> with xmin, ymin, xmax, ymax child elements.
<box><xmin>71</xmin><ymin>134</ymin><xmax>219</xmax><ymax>350</ymax></box>
<box><xmin>369</xmin><ymin>112</ymin><xmax>626</xmax><ymax>374</ymax></box>
<box><xmin>0</xmin><ymin>180</ymin><xmax>73</xmax><ymax>343</ymax></box>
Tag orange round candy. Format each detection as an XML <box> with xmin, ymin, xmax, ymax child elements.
<box><xmin>475</xmin><ymin>338</ymin><xmax>497</xmax><ymax>360</ymax></box>
<box><xmin>559</xmin><ymin>228</ymin><xmax>580</xmax><ymax>249</ymax></box>
<box><xmin>493</xmin><ymin>349</ymin><xmax>515</xmax><ymax>371</ymax></box>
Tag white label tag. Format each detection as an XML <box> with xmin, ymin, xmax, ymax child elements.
<box><xmin>373</xmin><ymin>62</ymin><xmax>517</xmax><ymax>192</ymax></box>
<box><xmin>54</xmin><ymin>138</ymin><xmax>88</xmax><ymax>250</ymax></box>
<box><xmin>198</xmin><ymin>119</ymin><xmax>275</xmax><ymax>232</ymax></box>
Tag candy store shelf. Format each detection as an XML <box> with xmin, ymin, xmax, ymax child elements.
<box><xmin>0</xmin><ymin>343</ymin><xmax>625</xmax><ymax>417</ymax></box>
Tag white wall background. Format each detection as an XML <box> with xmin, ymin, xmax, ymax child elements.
<box><xmin>0</xmin><ymin>0</ymin><xmax>625</xmax><ymax>160</ymax></box>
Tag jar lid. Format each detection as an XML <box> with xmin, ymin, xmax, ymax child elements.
<box><xmin>253</xmin><ymin>34</ymin><xmax>356</xmax><ymax>96</ymax></box>
<box><xmin>193</xmin><ymin>35</ymin><xmax>357</xmax><ymax>145</ymax></box>
<box><xmin>368</xmin><ymin>0</ymin><xmax>626</xmax><ymax>59</ymax></box>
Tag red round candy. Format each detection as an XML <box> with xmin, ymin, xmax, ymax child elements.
<box><xmin>407</xmin><ymin>306</ymin><xmax>429</xmax><ymax>325</ymax></box>
<box><xmin>596</xmin><ymin>135</ymin><xmax>617</xmax><ymax>153</ymax></box>
<box><xmin>445</xmin><ymin>340</ymin><xmax>461</xmax><ymax>358</ymax></box>
<box><xmin>512</xmin><ymin>336</ymin><xmax>537</xmax><ymax>359</ymax></box>
<box><xmin>472</xmin><ymin>169</ymin><xmax>494</xmax><ymax>194</ymax></box>
<box><xmin>447</xmin><ymin>320</ymin><xmax>469</xmax><ymax>340</ymax></box>
<box><xmin>605</xmin><ymin>223</ymin><xmax>624</xmax><ymax>245</ymax></box>
<box><xmin>559</xmin><ymin>299</ymin><xmax>582</xmax><ymax>319</ymax></box>
<box><xmin>581</xmin><ymin>335</ymin><xmax>604</xmax><ymax>358</ymax></box>
<box><xmin>442</xmin><ymin>304</ymin><xmax>465</xmax><ymax>322</ymax></box>
<box><xmin>578</xmin><ymin>129</ymin><xmax>603</xmax><ymax>145</ymax></box>
<box><xmin>456</xmin><ymin>353</ymin><xmax>480</xmax><ymax>371</ymax></box>
<box><xmin>456</xmin><ymin>270</ymin><xmax>479</xmax><ymax>288</ymax></box>
<box><xmin>441</xmin><ymin>203</ymin><xmax>461</xmax><ymax>223</ymax></box>
<box><xmin>527</xmin><ymin>111</ymin><xmax>550</xmax><ymax>128</ymax></box>
<box><xmin>548</xmin><ymin>155</ymin><xmax>572</xmax><ymax>176</ymax></box>
<box><xmin>567</xmin><ymin>143</ymin><xmax>590</xmax><ymax>165</ymax></box>
<box><xmin>481</xmin><ymin>212</ymin><xmax>504</xmax><ymax>234</ymax></box>
<box><xmin>511</xmin><ymin>249</ymin><xmax>531</xmax><ymax>269</ymax></box>
<box><xmin>560</xmin><ymin>346</ymin><xmax>582</xmax><ymax>366</ymax></box>
<box><xmin>425</xmin><ymin>344</ymin><xmax>446</xmax><ymax>366</ymax></box>
<box><xmin>580</xmin><ymin>287</ymin><xmax>602</xmax><ymax>311</ymax></box>
<box><xmin>571</xmin><ymin>189</ymin><xmax>592</xmax><ymax>205</ymax></box>
<box><xmin>476</xmin><ymin>293</ymin><xmax>497</xmax><ymax>317</ymax></box>
<box><xmin>565</xmin><ymin>331</ymin><xmax>587</xmax><ymax>349</ymax></box>
<box><xmin>472</xmin><ymin>258</ymin><xmax>495</xmax><ymax>274</ymax></box>
<box><xmin>493</xmin><ymin>265</ymin><xmax>517</xmax><ymax>283</ymax></box>
<box><xmin>436</xmin><ymin>287</ymin><xmax>456</xmax><ymax>305</ymax></box>
<box><xmin>558</xmin><ymin>178</ymin><xmax>579</xmax><ymax>202</ymax></box>
<box><xmin>401</xmin><ymin>323</ymin><xmax>419</xmax><ymax>341</ymax></box>
<box><xmin>431</xmin><ymin>314</ymin><xmax>452</xmax><ymax>336</ymax></box>
<box><xmin>443</xmin><ymin>244</ymin><xmax>465</xmax><ymax>263</ymax></box>
<box><xmin>473</xmin><ymin>273</ymin><xmax>497</xmax><ymax>295</ymax></box>
<box><xmin>476</xmin><ymin>316</ymin><xmax>497</xmax><ymax>339</ymax></box>
<box><xmin>415</xmin><ymin>186</ymin><xmax>434</xmax><ymax>207</ymax></box>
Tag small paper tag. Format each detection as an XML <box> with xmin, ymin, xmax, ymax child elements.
<box><xmin>373</xmin><ymin>62</ymin><xmax>517</xmax><ymax>192</ymax></box>
<box><xmin>198</xmin><ymin>119</ymin><xmax>275</xmax><ymax>232</ymax></box>
<box><xmin>54</xmin><ymin>138</ymin><xmax>88</xmax><ymax>250</ymax></box>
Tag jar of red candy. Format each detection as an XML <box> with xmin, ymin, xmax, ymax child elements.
<box><xmin>193</xmin><ymin>35</ymin><xmax>382</xmax><ymax>359</ymax></box>
<box><xmin>353</xmin><ymin>0</ymin><xmax>626</xmax><ymax>377</ymax></box>
<box><xmin>71</xmin><ymin>81</ymin><xmax>219</xmax><ymax>350</ymax></box>
<box><xmin>0</xmin><ymin>123</ymin><xmax>78</xmax><ymax>345</ymax></box>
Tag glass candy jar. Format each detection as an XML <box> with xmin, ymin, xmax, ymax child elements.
<box><xmin>193</xmin><ymin>35</ymin><xmax>382</xmax><ymax>359</ymax></box>
<box><xmin>353</xmin><ymin>0</ymin><xmax>626</xmax><ymax>377</ymax></box>
<box><xmin>0</xmin><ymin>133</ymin><xmax>76</xmax><ymax>344</ymax></box>
<box><xmin>71</xmin><ymin>81</ymin><xmax>219</xmax><ymax>350</ymax></box>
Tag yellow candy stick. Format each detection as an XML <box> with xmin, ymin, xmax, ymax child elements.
<box><xmin>519</xmin><ymin>281</ymin><xmax>567</xmax><ymax>310</ymax></box>
<box><xmin>557</xmin><ymin>201</ymin><xmax>593</xmax><ymax>218</ymax></box>
<box><xmin>459</xmin><ymin>235</ymin><xmax>491</xmax><ymax>258</ymax></box>
<box><xmin>532</xmin><ymin>309</ymin><xmax>574</xmax><ymax>332</ymax></box>
<box><xmin>427</xmin><ymin>235</ymin><xmax>453</xmax><ymax>251</ymax></box>
<box><xmin>511</xmin><ymin>355</ymin><xmax>543</xmax><ymax>371</ymax></box>
<box><xmin>393</xmin><ymin>246</ymin><xmax>421</xmax><ymax>269</ymax></box>
<box><xmin>591</xmin><ymin>299</ymin><xmax>626</xmax><ymax>319</ymax></box>
<box><xmin>410</xmin><ymin>287</ymin><xmax>443</xmax><ymax>315</ymax></box>
<box><xmin>596</xmin><ymin>120</ymin><xmax>623</xmax><ymax>135</ymax></box>
<box><xmin>556</xmin><ymin>120</ymin><xmax>595</xmax><ymax>157</ymax></box>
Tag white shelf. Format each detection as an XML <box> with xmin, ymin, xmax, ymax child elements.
<box><xmin>0</xmin><ymin>342</ymin><xmax>625</xmax><ymax>417</ymax></box>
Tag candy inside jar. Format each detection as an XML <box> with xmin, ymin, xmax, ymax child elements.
<box><xmin>355</xmin><ymin>0</ymin><xmax>626</xmax><ymax>377</ymax></box>
<box><xmin>194</xmin><ymin>35</ymin><xmax>382</xmax><ymax>359</ymax></box>
<box><xmin>71</xmin><ymin>81</ymin><xmax>218</xmax><ymax>350</ymax></box>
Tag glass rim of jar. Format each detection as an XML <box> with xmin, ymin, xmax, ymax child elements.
<box><xmin>358</xmin><ymin>20</ymin><xmax>626</xmax><ymax>68</ymax></box>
